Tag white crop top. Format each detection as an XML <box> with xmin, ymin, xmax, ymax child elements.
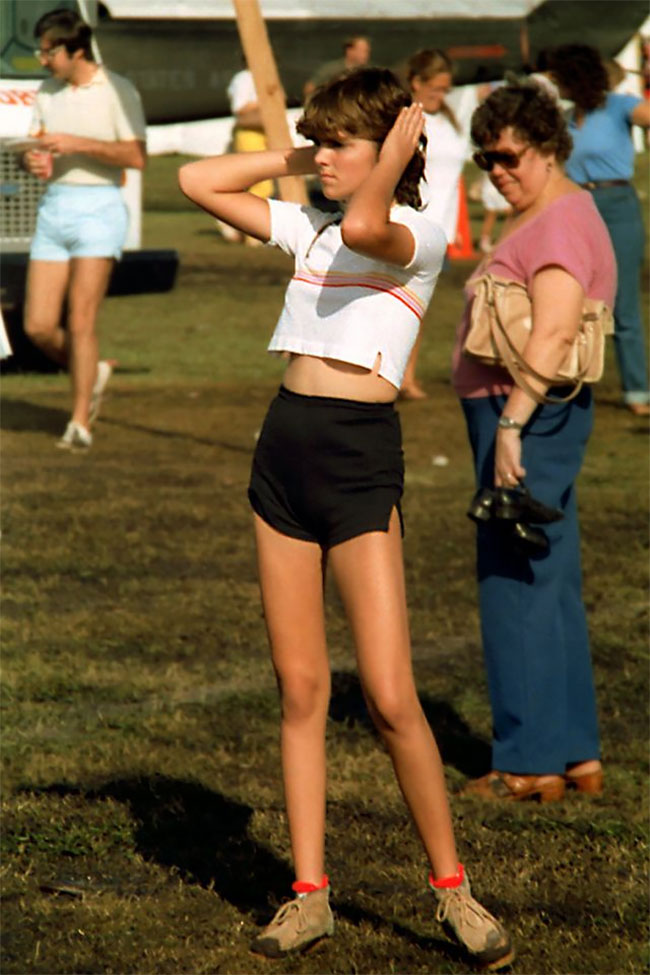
<box><xmin>267</xmin><ymin>199</ymin><xmax>447</xmax><ymax>389</ymax></box>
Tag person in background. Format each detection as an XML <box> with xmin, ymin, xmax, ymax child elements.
<box><xmin>453</xmin><ymin>81</ymin><xmax>616</xmax><ymax>802</ymax></box>
<box><xmin>21</xmin><ymin>7</ymin><xmax>146</xmax><ymax>450</ymax></box>
<box><xmin>549</xmin><ymin>43</ymin><xmax>650</xmax><ymax>417</ymax></box>
<box><xmin>221</xmin><ymin>61</ymin><xmax>273</xmax><ymax>246</ymax></box>
<box><xmin>400</xmin><ymin>49</ymin><xmax>468</xmax><ymax>400</ymax></box>
<box><xmin>179</xmin><ymin>67</ymin><xmax>513</xmax><ymax>971</ymax></box>
<box><xmin>303</xmin><ymin>35</ymin><xmax>371</xmax><ymax>101</ymax></box>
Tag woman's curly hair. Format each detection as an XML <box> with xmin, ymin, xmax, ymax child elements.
<box><xmin>547</xmin><ymin>44</ymin><xmax>609</xmax><ymax>113</ymax></box>
<box><xmin>471</xmin><ymin>81</ymin><xmax>572</xmax><ymax>162</ymax></box>
<box><xmin>297</xmin><ymin>67</ymin><xmax>426</xmax><ymax>208</ymax></box>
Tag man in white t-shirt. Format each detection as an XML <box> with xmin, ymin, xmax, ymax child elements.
<box><xmin>22</xmin><ymin>8</ymin><xmax>146</xmax><ymax>450</ymax></box>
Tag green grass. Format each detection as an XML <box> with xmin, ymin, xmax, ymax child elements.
<box><xmin>1</xmin><ymin>154</ymin><xmax>649</xmax><ymax>975</ymax></box>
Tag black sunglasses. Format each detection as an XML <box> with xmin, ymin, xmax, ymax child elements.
<box><xmin>473</xmin><ymin>146</ymin><xmax>529</xmax><ymax>172</ymax></box>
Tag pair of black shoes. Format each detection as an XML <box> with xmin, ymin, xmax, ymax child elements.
<box><xmin>467</xmin><ymin>483</ymin><xmax>563</xmax><ymax>554</ymax></box>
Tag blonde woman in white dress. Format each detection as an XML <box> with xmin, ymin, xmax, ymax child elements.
<box><xmin>401</xmin><ymin>49</ymin><xmax>469</xmax><ymax>399</ymax></box>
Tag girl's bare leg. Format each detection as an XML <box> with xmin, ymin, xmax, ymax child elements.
<box><xmin>328</xmin><ymin>509</ymin><xmax>458</xmax><ymax>879</ymax></box>
<box><xmin>253</xmin><ymin>514</ymin><xmax>330</xmax><ymax>884</ymax></box>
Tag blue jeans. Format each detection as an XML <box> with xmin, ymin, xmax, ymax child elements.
<box><xmin>461</xmin><ymin>391</ymin><xmax>601</xmax><ymax>774</ymax></box>
<box><xmin>590</xmin><ymin>184</ymin><xmax>649</xmax><ymax>405</ymax></box>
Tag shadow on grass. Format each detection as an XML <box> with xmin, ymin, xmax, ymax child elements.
<box><xmin>37</xmin><ymin>776</ymin><xmax>291</xmax><ymax>916</ymax></box>
<box><xmin>329</xmin><ymin>671</ymin><xmax>491</xmax><ymax>779</ymax></box>
<box><xmin>31</xmin><ymin>775</ymin><xmax>463</xmax><ymax>961</ymax></box>
<box><xmin>1</xmin><ymin>397</ymin><xmax>68</xmax><ymax>434</ymax></box>
<box><xmin>0</xmin><ymin>395</ymin><xmax>252</xmax><ymax>454</ymax></box>
<box><xmin>99</xmin><ymin>415</ymin><xmax>254</xmax><ymax>453</ymax></box>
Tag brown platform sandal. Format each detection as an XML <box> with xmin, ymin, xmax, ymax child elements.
<box><xmin>459</xmin><ymin>771</ymin><xmax>565</xmax><ymax>803</ymax></box>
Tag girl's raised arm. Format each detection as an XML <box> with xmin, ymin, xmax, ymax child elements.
<box><xmin>178</xmin><ymin>146</ymin><xmax>317</xmax><ymax>242</ymax></box>
<box><xmin>341</xmin><ymin>103</ymin><xmax>424</xmax><ymax>266</ymax></box>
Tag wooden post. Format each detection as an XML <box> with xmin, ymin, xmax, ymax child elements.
<box><xmin>232</xmin><ymin>0</ymin><xmax>307</xmax><ymax>204</ymax></box>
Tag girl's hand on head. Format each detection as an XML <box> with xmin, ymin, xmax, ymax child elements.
<box><xmin>379</xmin><ymin>102</ymin><xmax>425</xmax><ymax>173</ymax></box>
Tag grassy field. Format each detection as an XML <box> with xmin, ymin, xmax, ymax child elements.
<box><xmin>1</xmin><ymin>154</ymin><xmax>649</xmax><ymax>975</ymax></box>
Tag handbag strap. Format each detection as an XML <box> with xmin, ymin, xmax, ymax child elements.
<box><xmin>484</xmin><ymin>276</ymin><xmax>586</xmax><ymax>405</ymax></box>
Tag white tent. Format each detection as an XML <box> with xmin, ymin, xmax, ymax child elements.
<box><xmin>102</xmin><ymin>1</ymin><xmax>542</xmax><ymax>20</ymax></box>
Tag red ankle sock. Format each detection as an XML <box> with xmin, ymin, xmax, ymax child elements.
<box><xmin>429</xmin><ymin>862</ymin><xmax>464</xmax><ymax>889</ymax></box>
<box><xmin>292</xmin><ymin>874</ymin><xmax>329</xmax><ymax>894</ymax></box>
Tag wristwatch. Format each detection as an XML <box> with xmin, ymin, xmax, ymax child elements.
<box><xmin>498</xmin><ymin>415</ymin><xmax>524</xmax><ymax>431</ymax></box>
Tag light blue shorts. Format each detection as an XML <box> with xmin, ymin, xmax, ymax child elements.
<box><xmin>30</xmin><ymin>184</ymin><xmax>128</xmax><ymax>261</ymax></box>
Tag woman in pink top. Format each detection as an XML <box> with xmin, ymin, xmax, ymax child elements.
<box><xmin>451</xmin><ymin>83</ymin><xmax>616</xmax><ymax>803</ymax></box>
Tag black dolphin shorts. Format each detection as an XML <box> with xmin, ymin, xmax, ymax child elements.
<box><xmin>248</xmin><ymin>386</ymin><xmax>404</xmax><ymax>548</ymax></box>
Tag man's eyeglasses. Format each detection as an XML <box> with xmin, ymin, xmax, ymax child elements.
<box><xmin>473</xmin><ymin>146</ymin><xmax>529</xmax><ymax>172</ymax></box>
<box><xmin>34</xmin><ymin>44</ymin><xmax>65</xmax><ymax>60</ymax></box>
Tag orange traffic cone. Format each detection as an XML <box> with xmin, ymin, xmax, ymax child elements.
<box><xmin>447</xmin><ymin>177</ymin><xmax>477</xmax><ymax>260</ymax></box>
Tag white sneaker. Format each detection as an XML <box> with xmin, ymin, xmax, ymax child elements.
<box><xmin>89</xmin><ymin>360</ymin><xmax>113</xmax><ymax>425</ymax></box>
<box><xmin>57</xmin><ymin>420</ymin><xmax>93</xmax><ymax>451</ymax></box>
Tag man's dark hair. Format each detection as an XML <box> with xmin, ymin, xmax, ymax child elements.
<box><xmin>343</xmin><ymin>36</ymin><xmax>369</xmax><ymax>54</ymax></box>
<box><xmin>34</xmin><ymin>8</ymin><xmax>94</xmax><ymax>60</ymax></box>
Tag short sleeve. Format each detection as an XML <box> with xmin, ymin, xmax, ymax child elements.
<box><xmin>227</xmin><ymin>71</ymin><xmax>257</xmax><ymax>114</ymax></box>
<box><xmin>108</xmin><ymin>73</ymin><xmax>146</xmax><ymax>141</ymax></box>
<box><xmin>310</xmin><ymin>59</ymin><xmax>342</xmax><ymax>88</ymax></box>
<box><xmin>612</xmin><ymin>91</ymin><xmax>643</xmax><ymax>123</ymax></box>
<box><xmin>522</xmin><ymin>207</ymin><xmax>593</xmax><ymax>293</ymax></box>
<box><xmin>391</xmin><ymin>206</ymin><xmax>447</xmax><ymax>275</ymax></box>
<box><xmin>268</xmin><ymin>198</ymin><xmax>333</xmax><ymax>257</ymax></box>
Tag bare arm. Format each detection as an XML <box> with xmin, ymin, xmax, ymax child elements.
<box><xmin>178</xmin><ymin>146</ymin><xmax>317</xmax><ymax>241</ymax></box>
<box><xmin>494</xmin><ymin>266</ymin><xmax>585</xmax><ymax>485</ymax></box>
<box><xmin>630</xmin><ymin>100</ymin><xmax>650</xmax><ymax>128</ymax></box>
<box><xmin>28</xmin><ymin>133</ymin><xmax>146</xmax><ymax>170</ymax></box>
<box><xmin>341</xmin><ymin>102</ymin><xmax>425</xmax><ymax>266</ymax></box>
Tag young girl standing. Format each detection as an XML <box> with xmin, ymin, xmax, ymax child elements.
<box><xmin>179</xmin><ymin>68</ymin><xmax>513</xmax><ymax>971</ymax></box>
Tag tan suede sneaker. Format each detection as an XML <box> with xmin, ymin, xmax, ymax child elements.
<box><xmin>431</xmin><ymin>873</ymin><xmax>514</xmax><ymax>971</ymax></box>
<box><xmin>250</xmin><ymin>886</ymin><xmax>334</xmax><ymax>958</ymax></box>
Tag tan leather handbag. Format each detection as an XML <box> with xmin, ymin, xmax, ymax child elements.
<box><xmin>463</xmin><ymin>273</ymin><xmax>614</xmax><ymax>404</ymax></box>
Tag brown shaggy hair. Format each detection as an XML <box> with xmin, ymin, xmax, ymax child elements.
<box><xmin>297</xmin><ymin>67</ymin><xmax>426</xmax><ymax>209</ymax></box>
<box><xmin>471</xmin><ymin>81</ymin><xmax>572</xmax><ymax>162</ymax></box>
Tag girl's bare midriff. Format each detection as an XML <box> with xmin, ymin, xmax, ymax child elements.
<box><xmin>283</xmin><ymin>352</ymin><xmax>397</xmax><ymax>403</ymax></box>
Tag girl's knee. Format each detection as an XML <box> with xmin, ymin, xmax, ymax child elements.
<box><xmin>277</xmin><ymin>669</ymin><xmax>330</xmax><ymax>724</ymax></box>
<box><xmin>366</xmin><ymin>685</ymin><xmax>422</xmax><ymax>737</ymax></box>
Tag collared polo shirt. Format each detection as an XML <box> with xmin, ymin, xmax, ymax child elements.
<box><xmin>30</xmin><ymin>65</ymin><xmax>146</xmax><ymax>186</ymax></box>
